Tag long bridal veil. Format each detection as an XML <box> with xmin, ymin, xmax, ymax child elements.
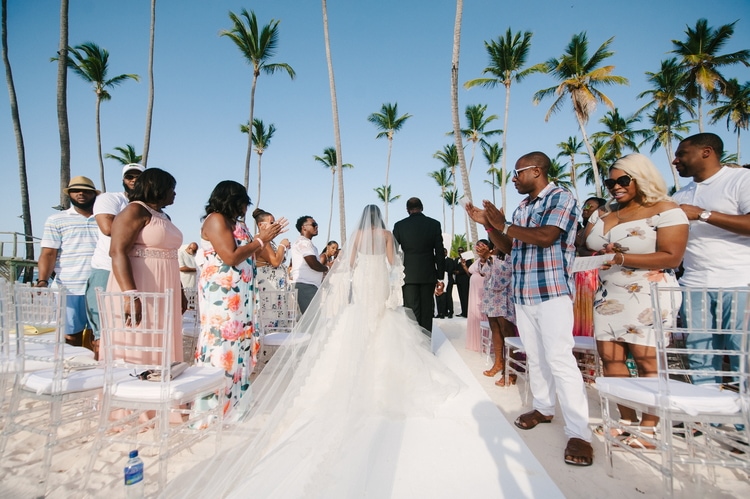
<box><xmin>168</xmin><ymin>205</ymin><xmax>461</xmax><ymax>498</ymax></box>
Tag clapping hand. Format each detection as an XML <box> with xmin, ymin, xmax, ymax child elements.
<box><xmin>258</xmin><ymin>217</ymin><xmax>289</xmax><ymax>242</ymax></box>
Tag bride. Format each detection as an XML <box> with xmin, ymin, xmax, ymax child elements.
<box><xmin>169</xmin><ymin>205</ymin><xmax>461</xmax><ymax>497</ymax></box>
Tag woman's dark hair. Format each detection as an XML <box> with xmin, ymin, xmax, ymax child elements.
<box><xmin>363</xmin><ymin>204</ymin><xmax>385</xmax><ymax>229</ymax></box>
<box><xmin>252</xmin><ymin>208</ymin><xmax>273</xmax><ymax>224</ymax></box>
<box><xmin>202</xmin><ymin>180</ymin><xmax>251</xmax><ymax>222</ymax></box>
<box><xmin>477</xmin><ymin>238</ymin><xmax>494</xmax><ymax>250</ymax></box>
<box><xmin>128</xmin><ymin>168</ymin><xmax>176</xmax><ymax>204</ymax></box>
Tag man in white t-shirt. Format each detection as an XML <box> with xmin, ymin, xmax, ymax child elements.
<box><xmin>672</xmin><ymin>133</ymin><xmax>750</xmax><ymax>384</ymax></box>
<box><xmin>85</xmin><ymin>164</ymin><xmax>144</xmax><ymax>352</ymax></box>
<box><xmin>178</xmin><ymin>242</ymin><xmax>198</xmax><ymax>289</ymax></box>
<box><xmin>290</xmin><ymin>216</ymin><xmax>329</xmax><ymax>314</ymax></box>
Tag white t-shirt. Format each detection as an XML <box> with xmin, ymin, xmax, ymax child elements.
<box><xmin>90</xmin><ymin>192</ymin><xmax>129</xmax><ymax>271</ymax></box>
<box><xmin>178</xmin><ymin>247</ymin><xmax>197</xmax><ymax>289</ymax></box>
<box><xmin>290</xmin><ymin>237</ymin><xmax>323</xmax><ymax>287</ymax></box>
<box><xmin>672</xmin><ymin>166</ymin><xmax>750</xmax><ymax>287</ymax></box>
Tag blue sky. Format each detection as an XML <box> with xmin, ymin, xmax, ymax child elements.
<box><xmin>1</xmin><ymin>0</ymin><xmax>748</xmax><ymax>250</ymax></box>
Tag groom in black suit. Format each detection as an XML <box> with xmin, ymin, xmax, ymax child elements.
<box><xmin>393</xmin><ymin>197</ymin><xmax>445</xmax><ymax>335</ymax></box>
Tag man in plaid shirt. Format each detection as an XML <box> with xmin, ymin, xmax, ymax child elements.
<box><xmin>466</xmin><ymin>151</ymin><xmax>593</xmax><ymax>466</ymax></box>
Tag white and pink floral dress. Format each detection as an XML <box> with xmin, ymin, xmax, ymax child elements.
<box><xmin>586</xmin><ymin>208</ymin><xmax>687</xmax><ymax>347</ymax></box>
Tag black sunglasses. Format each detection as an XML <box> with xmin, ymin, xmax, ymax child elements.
<box><xmin>604</xmin><ymin>174</ymin><xmax>633</xmax><ymax>190</ymax></box>
<box><xmin>124</xmin><ymin>174</ymin><xmax>141</xmax><ymax>180</ymax></box>
<box><xmin>305</xmin><ymin>222</ymin><xmax>318</xmax><ymax>228</ymax></box>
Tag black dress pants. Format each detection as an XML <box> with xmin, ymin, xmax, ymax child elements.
<box><xmin>402</xmin><ymin>283</ymin><xmax>435</xmax><ymax>336</ymax></box>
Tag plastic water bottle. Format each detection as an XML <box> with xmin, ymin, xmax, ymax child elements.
<box><xmin>124</xmin><ymin>449</ymin><xmax>144</xmax><ymax>498</ymax></box>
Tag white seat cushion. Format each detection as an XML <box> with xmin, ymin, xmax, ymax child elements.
<box><xmin>16</xmin><ymin>342</ymin><xmax>96</xmax><ymax>372</ymax></box>
<box><xmin>573</xmin><ymin>336</ymin><xmax>596</xmax><ymax>350</ymax></box>
<box><xmin>594</xmin><ymin>377</ymin><xmax>741</xmax><ymax>416</ymax></box>
<box><xmin>112</xmin><ymin>365</ymin><xmax>224</xmax><ymax>402</ymax></box>
<box><xmin>262</xmin><ymin>332</ymin><xmax>311</xmax><ymax>347</ymax></box>
<box><xmin>22</xmin><ymin>366</ymin><xmax>130</xmax><ymax>395</ymax></box>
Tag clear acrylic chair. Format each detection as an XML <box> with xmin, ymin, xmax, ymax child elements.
<box><xmin>257</xmin><ymin>289</ymin><xmax>309</xmax><ymax>370</ymax></box>
<box><xmin>479</xmin><ymin>320</ymin><xmax>492</xmax><ymax>364</ymax></box>
<box><xmin>0</xmin><ymin>284</ymin><xmax>104</xmax><ymax>496</ymax></box>
<box><xmin>595</xmin><ymin>283</ymin><xmax>750</xmax><ymax>496</ymax></box>
<box><xmin>503</xmin><ymin>335</ymin><xmax>530</xmax><ymax>403</ymax></box>
<box><xmin>0</xmin><ymin>278</ymin><xmax>15</xmax><ymax>427</ymax></box>
<box><xmin>83</xmin><ymin>288</ymin><xmax>225</xmax><ymax>494</ymax></box>
<box><xmin>572</xmin><ymin>335</ymin><xmax>601</xmax><ymax>385</ymax></box>
<box><xmin>181</xmin><ymin>287</ymin><xmax>200</xmax><ymax>365</ymax></box>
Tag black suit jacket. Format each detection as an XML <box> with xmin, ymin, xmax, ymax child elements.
<box><xmin>393</xmin><ymin>212</ymin><xmax>445</xmax><ymax>284</ymax></box>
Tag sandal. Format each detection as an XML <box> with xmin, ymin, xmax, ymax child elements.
<box><xmin>564</xmin><ymin>437</ymin><xmax>593</xmax><ymax>466</ymax></box>
<box><xmin>483</xmin><ymin>364</ymin><xmax>503</xmax><ymax>377</ymax></box>
<box><xmin>621</xmin><ymin>434</ymin><xmax>656</xmax><ymax>450</ymax></box>
<box><xmin>495</xmin><ymin>373</ymin><xmax>517</xmax><ymax>387</ymax></box>
<box><xmin>593</xmin><ymin>419</ymin><xmax>638</xmax><ymax>438</ymax></box>
<box><xmin>514</xmin><ymin>409</ymin><xmax>553</xmax><ymax>430</ymax></box>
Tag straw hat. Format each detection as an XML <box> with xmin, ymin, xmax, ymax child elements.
<box><xmin>63</xmin><ymin>176</ymin><xmax>101</xmax><ymax>195</ymax></box>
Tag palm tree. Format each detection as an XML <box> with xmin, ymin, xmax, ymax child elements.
<box><xmin>433</xmin><ymin>144</ymin><xmax>459</xmax><ymax>239</ymax></box>
<box><xmin>709</xmin><ymin>79</ymin><xmax>750</xmax><ymax>163</ymax></box>
<box><xmin>591</xmin><ymin>109</ymin><xmax>648</xmax><ymax>159</ymax></box>
<box><xmin>63</xmin><ymin>42</ymin><xmax>139</xmax><ymax>192</ymax></box>
<box><xmin>222</xmin><ymin>9</ymin><xmax>296</xmax><ymax>190</ymax></box>
<box><xmin>2</xmin><ymin>0</ymin><xmax>34</xmax><ymax>273</ymax></box>
<box><xmin>671</xmin><ymin>18</ymin><xmax>750</xmax><ymax>132</ymax></box>
<box><xmin>314</xmin><ymin>147</ymin><xmax>352</xmax><ymax>242</ymax></box>
<box><xmin>247</xmin><ymin>119</ymin><xmax>275</xmax><ymax>207</ymax></box>
<box><xmin>456</xmin><ymin>104</ymin><xmax>501</xmax><ymax>176</ymax></box>
<box><xmin>367</xmin><ymin>102</ymin><xmax>411</xmax><ymax>225</ymax></box>
<box><xmin>578</xmin><ymin>137</ymin><xmax>615</xmax><ymax>189</ymax></box>
<box><xmin>481</xmin><ymin>142</ymin><xmax>502</xmax><ymax>205</ymax></box>
<box><xmin>556</xmin><ymin>136</ymin><xmax>583</xmax><ymax>200</ymax></box>
<box><xmin>321</xmin><ymin>0</ymin><xmax>346</xmax><ymax>244</ymax></box>
<box><xmin>105</xmin><ymin>144</ymin><xmax>142</xmax><ymax>165</ymax></box>
<box><xmin>533</xmin><ymin>32</ymin><xmax>628</xmax><ymax>197</ymax></box>
<box><xmin>55</xmin><ymin>0</ymin><xmax>70</xmax><ymax>210</ymax></box>
<box><xmin>428</xmin><ymin>167</ymin><xmax>453</xmax><ymax>230</ymax></box>
<box><xmin>640</xmin><ymin>107</ymin><xmax>691</xmax><ymax>189</ymax></box>
<box><xmin>547</xmin><ymin>158</ymin><xmax>573</xmax><ymax>191</ymax></box>
<box><xmin>465</xmin><ymin>28</ymin><xmax>544</xmax><ymax>214</ymax></box>
<box><xmin>483</xmin><ymin>168</ymin><xmax>512</xmax><ymax>198</ymax></box>
<box><xmin>450</xmin><ymin>0</ymin><xmax>475</xmax><ymax>243</ymax></box>
<box><xmin>142</xmin><ymin>0</ymin><xmax>156</xmax><ymax>166</ymax></box>
<box><xmin>443</xmin><ymin>189</ymin><xmax>461</xmax><ymax>239</ymax></box>
<box><xmin>374</xmin><ymin>185</ymin><xmax>400</xmax><ymax>206</ymax></box>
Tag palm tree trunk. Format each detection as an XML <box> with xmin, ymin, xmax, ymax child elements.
<box><xmin>256</xmin><ymin>153</ymin><xmax>263</xmax><ymax>207</ymax></box>
<box><xmin>501</xmin><ymin>81</ymin><xmax>511</xmax><ymax>213</ymax></box>
<box><xmin>440</xmin><ymin>186</ymin><xmax>446</xmax><ymax>229</ymax></box>
<box><xmin>57</xmin><ymin>0</ymin><xmax>71</xmax><ymax>209</ymax></box>
<box><xmin>450</xmin><ymin>0</ymin><xmax>477</xmax><ymax>243</ymax></box>
<box><xmin>2</xmin><ymin>0</ymin><xmax>34</xmax><ymax>274</ymax></box>
<box><xmin>95</xmin><ymin>96</ymin><xmax>106</xmax><ymax>192</ymax></box>
<box><xmin>491</xmin><ymin>167</ymin><xmax>496</xmax><ymax>205</ymax></box>
<box><xmin>327</xmin><ymin>170</ymin><xmax>334</xmax><ymax>242</ymax></box>
<box><xmin>142</xmin><ymin>0</ymin><xmax>156</xmax><ymax>166</ymax></box>
<box><xmin>666</xmin><ymin>128</ymin><xmax>680</xmax><ymax>189</ymax></box>
<box><xmin>569</xmin><ymin>154</ymin><xmax>580</xmax><ymax>200</ymax></box>
<box><xmin>737</xmin><ymin>128</ymin><xmax>742</xmax><ymax>165</ymax></box>
<box><xmin>575</xmin><ymin>111</ymin><xmax>602</xmax><ymax>198</ymax></box>
<box><xmin>244</xmin><ymin>75</ymin><xmax>258</xmax><ymax>191</ymax></box>
<box><xmin>384</xmin><ymin>138</ymin><xmax>393</xmax><ymax>226</ymax></box>
<box><xmin>697</xmin><ymin>93</ymin><xmax>704</xmax><ymax>133</ymax></box>
<box><xmin>322</xmin><ymin>0</ymin><xmax>346</xmax><ymax>244</ymax></box>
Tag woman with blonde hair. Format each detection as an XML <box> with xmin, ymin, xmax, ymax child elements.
<box><xmin>584</xmin><ymin>153</ymin><xmax>688</xmax><ymax>448</ymax></box>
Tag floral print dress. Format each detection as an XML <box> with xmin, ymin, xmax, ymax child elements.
<box><xmin>195</xmin><ymin>218</ymin><xmax>258</xmax><ymax>422</ymax></box>
<box><xmin>585</xmin><ymin>208</ymin><xmax>687</xmax><ymax>347</ymax></box>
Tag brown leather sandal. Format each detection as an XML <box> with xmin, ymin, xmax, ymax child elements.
<box><xmin>564</xmin><ymin>437</ymin><xmax>593</xmax><ymax>466</ymax></box>
<box><xmin>514</xmin><ymin>409</ymin><xmax>553</xmax><ymax>430</ymax></box>
<box><xmin>495</xmin><ymin>372</ymin><xmax>517</xmax><ymax>387</ymax></box>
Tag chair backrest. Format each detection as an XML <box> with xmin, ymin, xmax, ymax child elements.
<box><xmin>0</xmin><ymin>278</ymin><xmax>15</xmax><ymax>371</ymax></box>
<box><xmin>96</xmin><ymin>289</ymin><xmax>174</xmax><ymax>374</ymax></box>
<box><xmin>258</xmin><ymin>289</ymin><xmax>298</xmax><ymax>335</ymax></box>
<box><xmin>183</xmin><ymin>287</ymin><xmax>199</xmax><ymax>312</ymax></box>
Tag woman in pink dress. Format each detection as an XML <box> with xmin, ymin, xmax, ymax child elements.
<box><xmin>463</xmin><ymin>239</ymin><xmax>491</xmax><ymax>352</ymax></box>
<box><xmin>108</xmin><ymin>168</ymin><xmax>183</xmax><ymax>364</ymax></box>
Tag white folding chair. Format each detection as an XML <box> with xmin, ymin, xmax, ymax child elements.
<box><xmin>0</xmin><ymin>285</ymin><xmax>104</xmax><ymax>496</ymax></box>
<box><xmin>503</xmin><ymin>335</ymin><xmax>530</xmax><ymax>402</ymax></box>
<box><xmin>595</xmin><ymin>283</ymin><xmax>750</xmax><ymax>496</ymax></box>
<box><xmin>83</xmin><ymin>288</ymin><xmax>225</xmax><ymax>495</ymax></box>
<box><xmin>572</xmin><ymin>335</ymin><xmax>601</xmax><ymax>385</ymax></box>
<box><xmin>182</xmin><ymin>287</ymin><xmax>200</xmax><ymax>365</ymax></box>
<box><xmin>479</xmin><ymin>320</ymin><xmax>492</xmax><ymax>364</ymax></box>
<box><xmin>0</xmin><ymin>278</ymin><xmax>15</xmax><ymax>427</ymax></box>
<box><xmin>257</xmin><ymin>289</ymin><xmax>309</xmax><ymax>370</ymax></box>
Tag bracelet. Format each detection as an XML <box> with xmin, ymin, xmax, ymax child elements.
<box><xmin>485</xmin><ymin>226</ymin><xmax>494</xmax><ymax>232</ymax></box>
<box><xmin>256</xmin><ymin>237</ymin><xmax>264</xmax><ymax>249</ymax></box>
<box><xmin>620</xmin><ymin>253</ymin><xmax>626</xmax><ymax>266</ymax></box>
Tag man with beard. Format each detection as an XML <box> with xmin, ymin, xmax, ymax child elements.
<box><xmin>84</xmin><ymin>164</ymin><xmax>144</xmax><ymax>355</ymax></box>
<box><xmin>37</xmin><ymin>176</ymin><xmax>100</xmax><ymax>346</ymax></box>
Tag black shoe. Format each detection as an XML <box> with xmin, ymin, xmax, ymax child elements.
<box><xmin>436</xmin><ymin>315</ymin><xmax>445</xmax><ymax>319</ymax></box>
<box><xmin>447</xmin><ymin>314</ymin><xmax>453</xmax><ymax>318</ymax></box>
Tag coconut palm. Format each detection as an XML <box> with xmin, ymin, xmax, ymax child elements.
<box><xmin>533</xmin><ymin>32</ymin><xmax>628</xmax><ymax>197</ymax></box>
<box><xmin>443</xmin><ymin>189</ymin><xmax>461</xmax><ymax>238</ymax></box>
<box><xmin>374</xmin><ymin>185</ymin><xmax>400</xmax><ymax>206</ymax></box>
<box><xmin>481</xmin><ymin>142</ymin><xmax>502</xmax><ymax>205</ymax></box>
<box><xmin>547</xmin><ymin>158</ymin><xmax>573</xmax><ymax>191</ymax></box>
<box><xmin>428</xmin><ymin>167</ymin><xmax>453</xmax><ymax>230</ymax></box>
<box><xmin>591</xmin><ymin>109</ymin><xmax>649</xmax><ymax>159</ymax></box>
<box><xmin>556</xmin><ymin>136</ymin><xmax>583</xmax><ymax>200</ymax></box>
<box><xmin>456</xmin><ymin>104</ymin><xmax>501</xmax><ymax>176</ymax></box>
<box><xmin>434</xmin><ymin>144</ymin><xmax>460</xmax><ymax>239</ymax></box>
<box><xmin>321</xmin><ymin>0</ymin><xmax>346</xmax><ymax>243</ymax></box>
<box><xmin>314</xmin><ymin>147</ymin><xmax>353</xmax><ymax>242</ymax></box>
<box><xmin>222</xmin><ymin>9</ymin><xmax>296</xmax><ymax>190</ymax></box>
<box><xmin>639</xmin><ymin>107</ymin><xmax>691</xmax><ymax>189</ymax></box>
<box><xmin>142</xmin><ymin>0</ymin><xmax>156</xmax><ymax>166</ymax></box>
<box><xmin>55</xmin><ymin>0</ymin><xmax>70</xmax><ymax>209</ymax></box>
<box><xmin>2</xmin><ymin>0</ymin><xmax>34</xmax><ymax>271</ymax></box>
<box><xmin>578</xmin><ymin>137</ymin><xmax>615</xmax><ymax>189</ymax></box>
<box><xmin>671</xmin><ymin>18</ymin><xmax>750</xmax><ymax>132</ymax></box>
<box><xmin>246</xmin><ymin>118</ymin><xmax>275</xmax><ymax>207</ymax></box>
<box><xmin>367</xmin><ymin>102</ymin><xmax>411</xmax><ymax>225</ymax></box>
<box><xmin>465</xmin><ymin>28</ymin><xmax>544</xmax><ymax>214</ymax></box>
<box><xmin>483</xmin><ymin>168</ymin><xmax>512</xmax><ymax>204</ymax></box>
<box><xmin>62</xmin><ymin>42</ymin><xmax>139</xmax><ymax>192</ymax></box>
<box><xmin>105</xmin><ymin>144</ymin><xmax>142</xmax><ymax>165</ymax></box>
<box><xmin>709</xmin><ymin>78</ymin><xmax>750</xmax><ymax>163</ymax></box>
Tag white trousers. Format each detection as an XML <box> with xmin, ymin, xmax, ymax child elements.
<box><xmin>515</xmin><ymin>295</ymin><xmax>591</xmax><ymax>441</ymax></box>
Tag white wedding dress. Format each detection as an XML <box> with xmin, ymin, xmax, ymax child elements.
<box><xmin>168</xmin><ymin>206</ymin><xmax>462</xmax><ymax>498</ymax></box>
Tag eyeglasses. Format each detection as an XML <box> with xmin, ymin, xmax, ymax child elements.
<box><xmin>123</xmin><ymin>174</ymin><xmax>141</xmax><ymax>181</ymax></box>
<box><xmin>604</xmin><ymin>174</ymin><xmax>633</xmax><ymax>190</ymax></box>
<box><xmin>512</xmin><ymin>165</ymin><xmax>538</xmax><ymax>178</ymax></box>
<box><xmin>583</xmin><ymin>204</ymin><xmax>594</xmax><ymax>210</ymax></box>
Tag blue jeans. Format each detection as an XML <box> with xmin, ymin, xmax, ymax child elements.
<box><xmin>85</xmin><ymin>268</ymin><xmax>110</xmax><ymax>340</ymax></box>
<box><xmin>683</xmin><ymin>289</ymin><xmax>746</xmax><ymax>385</ymax></box>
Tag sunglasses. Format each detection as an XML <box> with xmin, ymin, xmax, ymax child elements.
<box><xmin>123</xmin><ymin>174</ymin><xmax>141</xmax><ymax>181</ymax></box>
<box><xmin>604</xmin><ymin>174</ymin><xmax>633</xmax><ymax>190</ymax></box>
<box><xmin>512</xmin><ymin>165</ymin><xmax>538</xmax><ymax>178</ymax></box>
<box><xmin>304</xmin><ymin>222</ymin><xmax>318</xmax><ymax>228</ymax></box>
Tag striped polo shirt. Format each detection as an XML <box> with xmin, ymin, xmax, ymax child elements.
<box><xmin>41</xmin><ymin>207</ymin><xmax>98</xmax><ymax>295</ymax></box>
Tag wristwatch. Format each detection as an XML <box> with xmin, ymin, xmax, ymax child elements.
<box><xmin>698</xmin><ymin>210</ymin><xmax>712</xmax><ymax>222</ymax></box>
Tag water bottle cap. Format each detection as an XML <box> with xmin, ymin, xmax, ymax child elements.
<box><xmin>129</xmin><ymin>450</ymin><xmax>138</xmax><ymax>458</ymax></box>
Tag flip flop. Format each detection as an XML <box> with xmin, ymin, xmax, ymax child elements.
<box><xmin>514</xmin><ymin>409</ymin><xmax>553</xmax><ymax>430</ymax></box>
<box><xmin>564</xmin><ymin>437</ymin><xmax>593</xmax><ymax>466</ymax></box>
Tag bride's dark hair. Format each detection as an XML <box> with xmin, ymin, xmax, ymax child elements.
<box><xmin>362</xmin><ymin>204</ymin><xmax>385</xmax><ymax>229</ymax></box>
